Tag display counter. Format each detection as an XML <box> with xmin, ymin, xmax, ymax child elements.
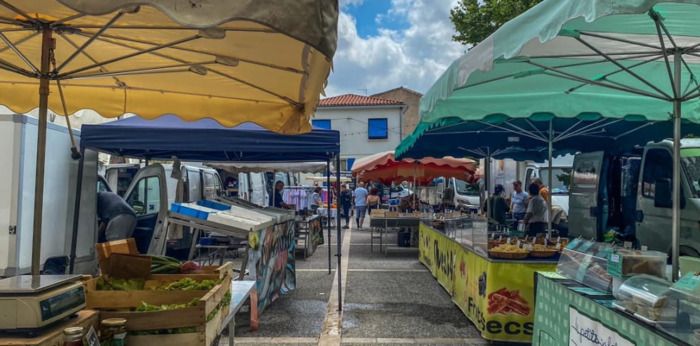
<box><xmin>532</xmin><ymin>273</ymin><xmax>694</xmax><ymax>345</ymax></box>
<box><xmin>419</xmin><ymin>223</ymin><xmax>557</xmax><ymax>343</ymax></box>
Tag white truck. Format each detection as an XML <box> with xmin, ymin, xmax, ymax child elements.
<box><xmin>522</xmin><ymin>155</ymin><xmax>574</xmax><ymax>214</ymax></box>
<box><xmin>0</xmin><ymin>114</ymin><xmax>99</xmax><ymax>276</ymax></box>
<box><xmin>568</xmin><ymin>139</ymin><xmax>700</xmax><ymax>257</ymax></box>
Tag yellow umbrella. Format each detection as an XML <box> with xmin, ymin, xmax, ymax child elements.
<box><xmin>0</xmin><ymin>0</ymin><xmax>338</xmax><ymax>274</ymax></box>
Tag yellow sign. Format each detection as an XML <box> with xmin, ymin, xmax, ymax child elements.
<box><xmin>419</xmin><ymin>224</ymin><xmax>556</xmax><ymax>343</ymax></box>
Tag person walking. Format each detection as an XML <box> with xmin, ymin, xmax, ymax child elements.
<box><xmin>339</xmin><ymin>184</ymin><xmax>353</xmax><ymax>229</ymax></box>
<box><xmin>310</xmin><ymin>186</ymin><xmax>323</xmax><ymax>212</ymax></box>
<box><xmin>510</xmin><ymin>180</ymin><xmax>528</xmax><ymax>229</ymax></box>
<box><xmin>353</xmin><ymin>182</ymin><xmax>369</xmax><ymax>229</ymax></box>
<box><xmin>524</xmin><ymin>183</ymin><xmax>548</xmax><ymax>236</ymax></box>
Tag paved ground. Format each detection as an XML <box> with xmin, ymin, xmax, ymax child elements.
<box><xmin>228</xmin><ymin>222</ymin><xmax>485</xmax><ymax>346</ymax></box>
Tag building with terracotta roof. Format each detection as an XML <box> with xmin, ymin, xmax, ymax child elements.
<box><xmin>371</xmin><ymin>87</ymin><xmax>422</xmax><ymax>138</ymax></box>
<box><xmin>314</xmin><ymin>93</ymin><xmax>405</xmax><ymax>170</ymax></box>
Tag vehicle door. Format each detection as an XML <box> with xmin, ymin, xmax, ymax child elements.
<box><xmin>123</xmin><ymin>164</ymin><xmax>168</xmax><ymax>254</ymax></box>
<box><xmin>202</xmin><ymin>170</ymin><xmax>222</xmax><ymax>200</ymax></box>
<box><xmin>636</xmin><ymin>148</ymin><xmax>678</xmax><ymax>253</ymax></box>
<box><xmin>569</xmin><ymin>152</ymin><xmax>605</xmax><ymax>239</ymax></box>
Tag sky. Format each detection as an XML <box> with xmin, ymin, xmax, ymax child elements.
<box><xmin>325</xmin><ymin>0</ymin><xmax>466</xmax><ymax>97</ymax></box>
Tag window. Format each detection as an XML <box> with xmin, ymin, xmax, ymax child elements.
<box><xmin>203</xmin><ymin>172</ymin><xmax>221</xmax><ymax>199</ymax></box>
<box><xmin>126</xmin><ymin>176</ymin><xmax>161</xmax><ymax>216</ymax></box>
<box><xmin>312</xmin><ymin>119</ymin><xmax>331</xmax><ymax>130</ymax></box>
<box><xmin>187</xmin><ymin>169</ymin><xmax>201</xmax><ymax>202</ymax></box>
<box><xmin>368</xmin><ymin>118</ymin><xmax>388</xmax><ymax>139</ymax></box>
<box><xmin>642</xmin><ymin>149</ymin><xmax>672</xmax><ymax>198</ymax></box>
<box><xmin>346</xmin><ymin>158</ymin><xmax>355</xmax><ymax>171</ymax></box>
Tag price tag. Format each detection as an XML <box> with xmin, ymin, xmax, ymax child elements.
<box><xmin>607</xmin><ymin>253</ymin><xmax>623</xmax><ymax>278</ymax></box>
<box><xmin>84</xmin><ymin>326</ymin><xmax>100</xmax><ymax>346</ymax></box>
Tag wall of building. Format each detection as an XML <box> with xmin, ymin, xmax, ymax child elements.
<box><xmin>314</xmin><ymin>106</ymin><xmax>402</xmax><ymax>166</ymax></box>
<box><xmin>372</xmin><ymin>88</ymin><xmax>421</xmax><ymax>139</ymax></box>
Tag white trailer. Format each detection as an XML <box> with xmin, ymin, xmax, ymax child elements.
<box><xmin>0</xmin><ymin>114</ymin><xmax>98</xmax><ymax>276</ymax></box>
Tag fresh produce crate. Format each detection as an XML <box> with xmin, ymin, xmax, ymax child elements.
<box><xmin>90</xmin><ymin>272</ymin><xmax>232</xmax><ymax>346</ymax></box>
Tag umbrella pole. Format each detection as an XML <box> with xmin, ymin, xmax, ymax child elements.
<box><xmin>672</xmin><ymin>52</ymin><xmax>682</xmax><ymax>281</ymax></box>
<box><xmin>484</xmin><ymin>152</ymin><xmax>490</xmax><ymax>221</ymax></box>
<box><xmin>547</xmin><ymin>120</ymin><xmax>553</xmax><ymax>237</ymax></box>
<box><xmin>326</xmin><ymin>160</ymin><xmax>331</xmax><ymax>275</ymax></box>
<box><xmin>336</xmin><ymin>155</ymin><xmax>342</xmax><ymax>311</ymax></box>
<box><xmin>31</xmin><ymin>27</ymin><xmax>53</xmax><ymax>276</ymax></box>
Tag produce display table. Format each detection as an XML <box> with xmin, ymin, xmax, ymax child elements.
<box><xmin>532</xmin><ymin>273</ymin><xmax>692</xmax><ymax>346</ymax></box>
<box><xmin>0</xmin><ymin>310</ymin><xmax>99</xmax><ymax>346</ymax></box>
<box><xmin>419</xmin><ymin>223</ymin><xmax>557</xmax><ymax>343</ymax></box>
<box><xmin>218</xmin><ymin>280</ymin><xmax>259</xmax><ymax>346</ymax></box>
<box><xmin>369</xmin><ymin>216</ymin><xmax>421</xmax><ymax>253</ymax></box>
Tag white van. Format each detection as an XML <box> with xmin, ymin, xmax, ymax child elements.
<box><xmin>569</xmin><ymin>140</ymin><xmax>700</xmax><ymax>257</ymax></box>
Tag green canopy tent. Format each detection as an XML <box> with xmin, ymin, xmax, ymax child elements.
<box><xmin>398</xmin><ymin>0</ymin><xmax>700</xmax><ymax>279</ymax></box>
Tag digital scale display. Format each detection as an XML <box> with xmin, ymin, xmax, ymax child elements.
<box><xmin>39</xmin><ymin>285</ymin><xmax>85</xmax><ymax>321</ymax></box>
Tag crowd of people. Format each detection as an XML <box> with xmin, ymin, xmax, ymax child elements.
<box><xmin>485</xmin><ymin>178</ymin><xmax>553</xmax><ymax>236</ymax></box>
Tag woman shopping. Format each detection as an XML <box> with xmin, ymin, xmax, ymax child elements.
<box><xmin>367</xmin><ymin>188</ymin><xmax>381</xmax><ymax>214</ymax></box>
<box><xmin>523</xmin><ymin>183</ymin><xmax>548</xmax><ymax>236</ymax></box>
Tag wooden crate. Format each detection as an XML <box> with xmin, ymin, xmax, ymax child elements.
<box><xmin>85</xmin><ymin>262</ymin><xmax>233</xmax><ymax>310</ymax></box>
<box><xmin>0</xmin><ymin>310</ymin><xmax>99</xmax><ymax>346</ymax></box>
<box><xmin>96</xmin><ymin>273</ymin><xmax>231</xmax><ymax>346</ymax></box>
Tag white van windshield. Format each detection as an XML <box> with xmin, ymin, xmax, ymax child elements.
<box><xmin>539</xmin><ymin>168</ymin><xmax>572</xmax><ymax>195</ymax></box>
<box><xmin>454</xmin><ymin>179</ymin><xmax>479</xmax><ymax>196</ymax></box>
<box><xmin>682</xmin><ymin>148</ymin><xmax>700</xmax><ymax>198</ymax></box>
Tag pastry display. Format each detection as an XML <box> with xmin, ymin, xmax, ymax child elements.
<box><xmin>614</xmin><ymin>274</ymin><xmax>675</xmax><ymax>323</ymax></box>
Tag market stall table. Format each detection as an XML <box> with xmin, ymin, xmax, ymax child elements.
<box><xmin>295</xmin><ymin>215</ymin><xmax>323</xmax><ymax>259</ymax></box>
<box><xmin>369</xmin><ymin>215</ymin><xmax>421</xmax><ymax>253</ymax></box>
<box><xmin>419</xmin><ymin>222</ymin><xmax>558</xmax><ymax>343</ymax></box>
<box><xmin>532</xmin><ymin>273</ymin><xmax>692</xmax><ymax>345</ymax></box>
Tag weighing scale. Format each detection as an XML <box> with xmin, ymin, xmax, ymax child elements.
<box><xmin>0</xmin><ymin>275</ymin><xmax>85</xmax><ymax>333</ymax></box>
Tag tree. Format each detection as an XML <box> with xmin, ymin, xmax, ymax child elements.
<box><xmin>450</xmin><ymin>0</ymin><xmax>542</xmax><ymax>46</ymax></box>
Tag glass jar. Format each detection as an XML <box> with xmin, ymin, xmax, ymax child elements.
<box><xmin>63</xmin><ymin>326</ymin><xmax>84</xmax><ymax>346</ymax></box>
<box><xmin>100</xmin><ymin>318</ymin><xmax>127</xmax><ymax>346</ymax></box>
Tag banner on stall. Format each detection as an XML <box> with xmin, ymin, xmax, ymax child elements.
<box><xmin>569</xmin><ymin>307</ymin><xmax>635</xmax><ymax>346</ymax></box>
<box><xmin>247</xmin><ymin>219</ymin><xmax>297</xmax><ymax>312</ymax></box>
<box><xmin>419</xmin><ymin>224</ymin><xmax>556</xmax><ymax>343</ymax></box>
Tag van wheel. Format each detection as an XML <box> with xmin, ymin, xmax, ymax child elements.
<box><xmin>680</xmin><ymin>246</ymin><xmax>700</xmax><ymax>258</ymax></box>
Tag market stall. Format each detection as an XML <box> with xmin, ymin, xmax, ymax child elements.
<box><xmin>532</xmin><ymin>238</ymin><xmax>699</xmax><ymax>345</ymax></box>
<box><xmin>352</xmin><ymin>150</ymin><xmax>476</xmax><ymax>185</ymax></box>
<box><xmin>419</xmin><ymin>219</ymin><xmax>558</xmax><ymax>343</ymax></box>
<box><xmin>79</xmin><ymin>115</ymin><xmax>341</xmax><ymax>313</ymax></box>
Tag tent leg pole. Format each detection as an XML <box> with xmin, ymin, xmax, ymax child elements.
<box><xmin>336</xmin><ymin>155</ymin><xmax>342</xmax><ymax>311</ymax></box>
<box><xmin>547</xmin><ymin>120</ymin><xmax>553</xmax><ymax>237</ymax></box>
<box><xmin>672</xmin><ymin>51</ymin><xmax>682</xmax><ymax>281</ymax></box>
<box><xmin>326</xmin><ymin>160</ymin><xmax>331</xmax><ymax>275</ymax></box>
<box><xmin>484</xmin><ymin>153</ymin><xmax>490</xmax><ymax>221</ymax></box>
<box><xmin>68</xmin><ymin>149</ymin><xmax>85</xmax><ymax>274</ymax></box>
<box><xmin>31</xmin><ymin>27</ymin><xmax>53</xmax><ymax>276</ymax></box>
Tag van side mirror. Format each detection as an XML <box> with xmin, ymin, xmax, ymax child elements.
<box><xmin>654</xmin><ymin>178</ymin><xmax>672</xmax><ymax>208</ymax></box>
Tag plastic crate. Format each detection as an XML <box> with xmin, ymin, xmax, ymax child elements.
<box><xmin>171</xmin><ymin>202</ymin><xmax>210</xmax><ymax>220</ymax></box>
<box><xmin>197</xmin><ymin>199</ymin><xmax>231</xmax><ymax>211</ymax></box>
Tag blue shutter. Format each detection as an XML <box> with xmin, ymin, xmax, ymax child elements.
<box><xmin>368</xmin><ymin>118</ymin><xmax>388</xmax><ymax>139</ymax></box>
<box><xmin>312</xmin><ymin>119</ymin><xmax>331</xmax><ymax>130</ymax></box>
<box><xmin>346</xmin><ymin>158</ymin><xmax>355</xmax><ymax>171</ymax></box>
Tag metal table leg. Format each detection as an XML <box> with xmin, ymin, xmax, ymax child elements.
<box><xmin>227</xmin><ymin>317</ymin><xmax>235</xmax><ymax>345</ymax></box>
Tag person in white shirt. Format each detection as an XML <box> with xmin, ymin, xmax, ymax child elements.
<box><xmin>353</xmin><ymin>182</ymin><xmax>369</xmax><ymax>228</ymax></box>
<box><xmin>510</xmin><ymin>180</ymin><xmax>529</xmax><ymax>229</ymax></box>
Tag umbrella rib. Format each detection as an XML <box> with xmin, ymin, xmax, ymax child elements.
<box><xmin>0</xmin><ymin>1</ymin><xmax>31</xmax><ymax>21</ymax></box>
<box><xmin>525</xmin><ymin>51</ymin><xmax>661</xmax><ymax>59</ymax></box>
<box><xmin>0</xmin><ymin>32</ymin><xmax>36</xmax><ymax>73</ymax></box>
<box><xmin>575</xmin><ymin>36</ymin><xmax>672</xmax><ymax>99</ymax></box>
<box><xmin>501</xmin><ymin>120</ymin><xmax>548</xmax><ymax>142</ymax></box>
<box><xmin>51</xmin><ymin>13</ymin><xmax>86</xmax><ymax>26</ymax></box>
<box><xmin>214</xmin><ymin>67</ymin><xmax>301</xmax><ymax>105</ymax></box>
<box><xmin>59</xmin><ymin>34</ymin><xmax>201</xmax><ymax>78</ymax></box>
<box><xmin>57</xmin><ymin>11</ymin><xmax>126</xmax><ymax>72</ymax></box>
<box><xmin>565</xmin><ymin>54</ymin><xmax>665</xmax><ymax>94</ymax></box>
<box><xmin>555</xmin><ymin>119</ymin><xmax>584</xmax><ymax>140</ymax></box>
<box><xmin>555</xmin><ymin>119</ymin><xmax>621</xmax><ymax>142</ymax></box>
<box><xmin>528</xmin><ymin>61</ymin><xmax>668</xmax><ymax>100</ymax></box>
<box><xmin>59</xmin><ymin>32</ymin><xmax>125</xmax><ymax>87</ymax></box>
<box><xmin>0</xmin><ymin>31</ymin><xmax>37</xmax><ymax>54</ymax></box>
<box><xmin>612</xmin><ymin>122</ymin><xmax>656</xmax><ymax>141</ymax></box>
<box><xmin>70</xmin><ymin>25</ymin><xmax>276</xmax><ymax>33</ymax></box>
<box><xmin>0</xmin><ymin>55</ymin><xmax>33</xmax><ymax>77</ymax></box>
<box><xmin>63</xmin><ymin>61</ymin><xmax>216</xmax><ymax>80</ymax></box>
<box><xmin>476</xmin><ymin>120</ymin><xmax>547</xmax><ymax>142</ymax></box>
<box><xmin>578</xmin><ymin>31</ymin><xmax>662</xmax><ymax>50</ymax></box>
<box><xmin>653</xmin><ymin>18</ymin><xmax>677</xmax><ymax>98</ymax></box>
<box><xmin>0</xmin><ymin>16</ymin><xmax>24</xmax><ymax>26</ymax></box>
<box><xmin>92</xmin><ymin>32</ymin><xmax>305</xmax><ymax>74</ymax></box>
<box><xmin>525</xmin><ymin>119</ymin><xmax>548</xmax><ymax>140</ymax></box>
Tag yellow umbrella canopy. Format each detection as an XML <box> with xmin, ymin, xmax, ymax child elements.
<box><xmin>0</xmin><ymin>0</ymin><xmax>338</xmax><ymax>133</ymax></box>
<box><xmin>0</xmin><ymin>0</ymin><xmax>338</xmax><ymax>275</ymax></box>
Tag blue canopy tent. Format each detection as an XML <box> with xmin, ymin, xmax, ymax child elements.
<box><xmin>72</xmin><ymin>115</ymin><xmax>344</xmax><ymax>307</ymax></box>
<box><xmin>80</xmin><ymin>115</ymin><xmax>339</xmax><ymax>162</ymax></box>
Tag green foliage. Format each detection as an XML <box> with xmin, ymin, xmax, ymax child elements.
<box><xmin>450</xmin><ymin>0</ymin><xmax>542</xmax><ymax>46</ymax></box>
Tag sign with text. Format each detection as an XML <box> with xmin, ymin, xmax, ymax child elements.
<box><xmin>569</xmin><ymin>307</ymin><xmax>635</xmax><ymax>346</ymax></box>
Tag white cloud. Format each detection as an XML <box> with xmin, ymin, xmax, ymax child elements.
<box><xmin>340</xmin><ymin>0</ymin><xmax>364</xmax><ymax>8</ymax></box>
<box><xmin>326</xmin><ymin>0</ymin><xmax>465</xmax><ymax>96</ymax></box>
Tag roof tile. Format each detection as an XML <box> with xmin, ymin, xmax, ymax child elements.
<box><xmin>318</xmin><ymin>94</ymin><xmax>403</xmax><ymax>107</ymax></box>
